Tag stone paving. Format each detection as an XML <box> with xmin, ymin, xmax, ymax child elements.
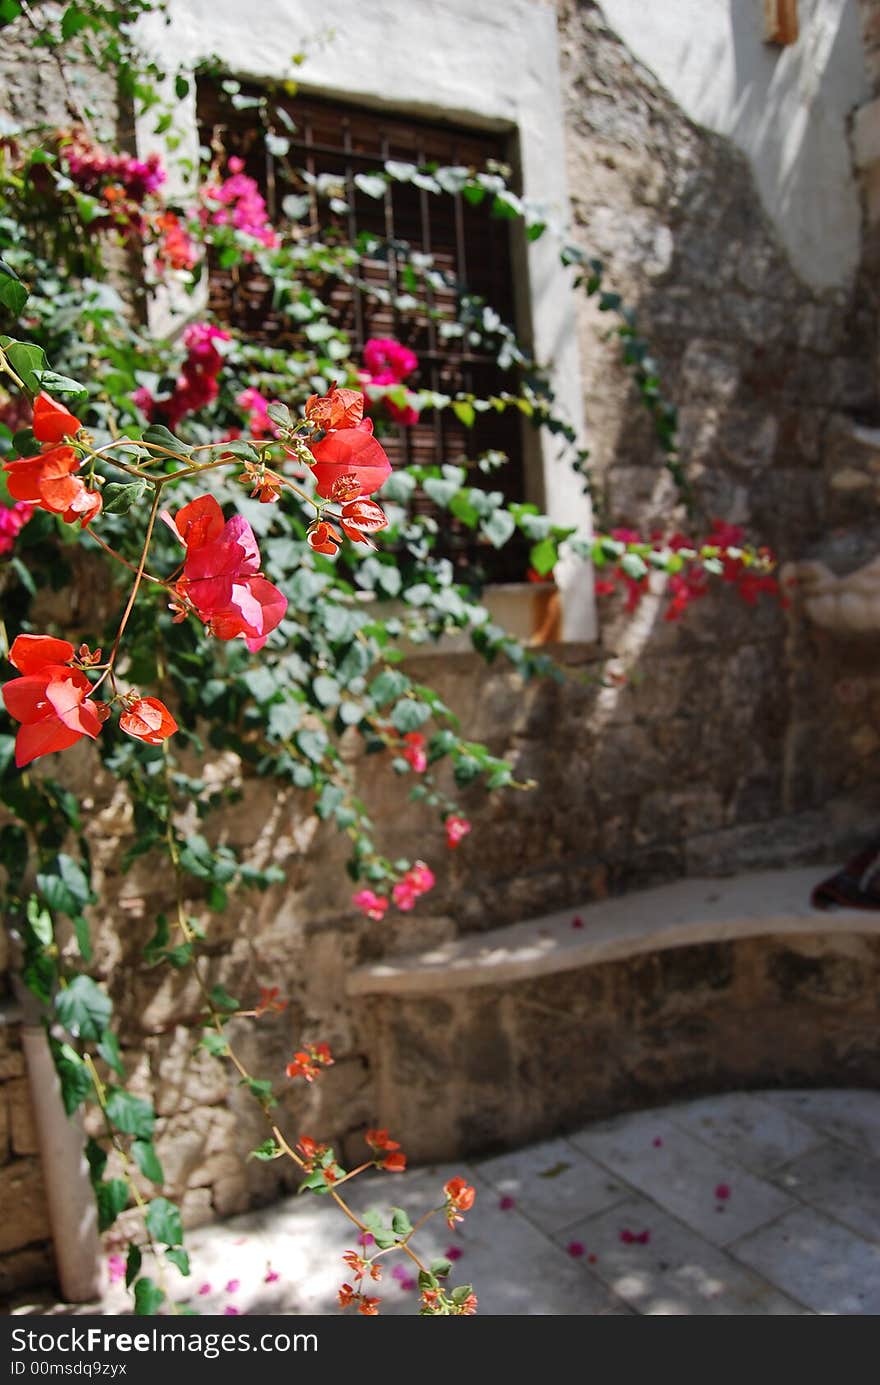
<box><xmin>10</xmin><ymin>1088</ymin><xmax>880</xmax><ymax>1316</ymax></box>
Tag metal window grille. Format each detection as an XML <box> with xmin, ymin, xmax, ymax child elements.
<box><xmin>197</xmin><ymin>81</ymin><xmax>530</xmax><ymax>580</ymax></box>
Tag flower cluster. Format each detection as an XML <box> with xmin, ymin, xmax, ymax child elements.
<box><xmin>443</xmin><ymin>1176</ymin><xmax>476</xmax><ymax>1229</ymax></box>
<box><xmin>361</xmin><ymin>336</ymin><xmax>419</xmax><ymax>426</ymax></box>
<box><xmin>59</xmin><ymin>129</ymin><xmax>166</xmax><ymax>238</ymax></box>
<box><xmin>135</xmin><ymin>322</ymin><xmax>231</xmax><ymax>429</ymax></box>
<box><xmin>594</xmin><ymin>521</ymin><xmax>782</xmax><ymax>621</ymax></box>
<box><xmin>153</xmin><ymin>211</ymin><xmax>198</xmax><ymax>272</ymax></box>
<box><xmin>444</xmin><ymin>814</ymin><xmax>471</xmax><ymax>849</ymax></box>
<box><xmin>0</xmin><ymin>635</ymin><xmax>176</xmax><ymax>768</ymax></box>
<box><xmin>4</xmin><ymin>393</ymin><xmax>101</xmax><ymax>526</ymax></box>
<box><xmin>392</xmin><ymin>860</ymin><xmax>435</xmax><ymax>912</ymax></box>
<box><xmin>200</xmin><ymin>156</ymin><xmax>278</xmax><ymax>249</ymax></box>
<box><xmin>285</xmin><ymin>1042</ymin><xmax>334</xmax><ymax>1083</ymax></box>
<box><xmin>364</xmin><ymin>1128</ymin><xmax>406</xmax><ymax>1172</ymax></box>
<box><xmin>163</xmin><ymin>495</ymin><xmax>287</xmax><ymax>652</ymax></box>
<box><xmin>0</xmin><ymin>500</ymin><xmax>34</xmax><ymax>555</ymax></box>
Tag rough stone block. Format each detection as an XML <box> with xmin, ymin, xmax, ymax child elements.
<box><xmin>0</xmin><ymin>1160</ymin><xmax>50</xmax><ymax>1254</ymax></box>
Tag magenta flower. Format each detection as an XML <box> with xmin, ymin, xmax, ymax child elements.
<box><xmin>566</xmin><ymin>1241</ymin><xmax>585</xmax><ymax>1258</ymax></box>
<box><xmin>499</xmin><ymin>1195</ymin><xmax>515</xmax><ymax>1211</ymax></box>
<box><xmin>715</xmin><ymin>1183</ymin><xmax>731</xmax><ymax>1201</ymax></box>
<box><xmin>445</xmin><ymin>1245</ymin><xmax>463</xmax><ymax>1262</ymax></box>
<box><xmin>225</xmin><ymin>1279</ymin><xmax>240</xmax><ymax>1293</ymax></box>
<box><xmin>107</xmin><ymin>1254</ymin><xmax>126</xmax><ymax>1284</ymax></box>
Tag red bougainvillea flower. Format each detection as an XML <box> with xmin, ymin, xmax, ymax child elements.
<box><xmin>162</xmin><ymin>495</ymin><xmax>287</xmax><ymax>651</ymax></box>
<box><xmin>402</xmin><ymin>732</ymin><xmax>427</xmax><ymax>774</ymax></box>
<box><xmin>285</xmin><ymin>1042</ymin><xmax>334</xmax><ymax>1083</ymax></box>
<box><xmin>365</xmin><ymin>1128</ymin><xmax>406</xmax><ymax>1170</ymax></box>
<box><xmin>443</xmin><ymin>1176</ymin><xmax>476</xmax><ymax>1228</ymax></box>
<box><xmin>339</xmin><ymin>497</ymin><xmax>388</xmax><ymax>547</ymax></box>
<box><xmin>444</xmin><ymin>814</ymin><xmax>471</xmax><ymax>848</ymax></box>
<box><xmin>343</xmin><ymin>1250</ymin><xmax>381</xmax><ymax>1284</ymax></box>
<box><xmin>4</xmin><ymin>394</ymin><xmax>101</xmax><ymax>527</ymax></box>
<box><xmin>308</xmin><ymin>419</ymin><xmax>392</xmax><ymax>500</ymax></box>
<box><xmin>2</xmin><ymin>634</ymin><xmax>104</xmax><ymax>767</ymax></box>
<box><xmin>392</xmin><ymin>860</ymin><xmax>435</xmax><ymax>911</ymax></box>
<box><xmin>305</xmin><ymin>386</ymin><xmax>364</xmax><ymax>433</ymax></box>
<box><xmin>306</xmin><ymin>520</ymin><xmax>340</xmax><ymax>556</ymax></box>
<box><xmin>295</xmin><ymin>1136</ymin><xmax>330</xmax><ymax>1171</ymax></box>
<box><xmin>358</xmin><ymin>1295</ymin><xmax>381</xmax><ymax>1316</ymax></box>
<box><xmin>255</xmin><ymin>986</ymin><xmax>287</xmax><ymax>1017</ymax></box>
<box><xmin>118</xmin><ymin>696</ymin><xmax>177</xmax><ymax>745</ymax></box>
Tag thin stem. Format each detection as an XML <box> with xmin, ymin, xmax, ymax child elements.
<box><xmin>92</xmin><ymin>485</ymin><xmax>163</xmax><ymax>691</ymax></box>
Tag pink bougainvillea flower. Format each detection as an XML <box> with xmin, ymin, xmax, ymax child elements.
<box><xmin>352</xmin><ymin>889</ymin><xmax>389</xmax><ymax>922</ymax></box>
<box><xmin>118</xmin><ymin>696</ymin><xmax>178</xmax><ymax>745</ymax></box>
<box><xmin>307</xmin><ymin>420</ymin><xmax>392</xmax><ymax>500</ymax></box>
<box><xmin>0</xmin><ymin>500</ymin><xmax>34</xmax><ymax>555</ymax></box>
<box><xmin>2</xmin><ymin>634</ymin><xmax>104</xmax><ymax>767</ymax></box>
<box><xmin>223</xmin><ymin>1306</ymin><xmax>240</xmax><ymax>1316</ymax></box>
<box><xmin>363</xmin><ymin>338</ymin><xmax>418</xmax><ymax>382</ymax></box>
<box><xmin>392</xmin><ymin>860</ymin><xmax>435</xmax><ymax>912</ymax></box>
<box><xmin>264</xmin><ymin>1267</ymin><xmax>280</xmax><ymax>1284</ymax></box>
<box><xmin>715</xmin><ymin>1183</ymin><xmax>731</xmax><ymax>1201</ymax></box>
<box><xmin>571</xmin><ymin>914</ymin><xmax>584</xmax><ymax>930</ymax></box>
<box><xmin>567</xmin><ymin>1241</ymin><xmax>585</xmax><ymax>1258</ymax></box>
<box><xmin>402</xmin><ymin>732</ymin><xmax>427</xmax><ymax>774</ymax></box>
<box><xmin>162</xmin><ymin>495</ymin><xmax>286</xmax><ymax>651</ymax></box>
<box><xmin>357</xmin><ymin>1232</ymin><xmax>374</xmax><ymax>1249</ymax></box>
<box><xmin>107</xmin><ymin>1254</ymin><xmax>126</xmax><ymax>1284</ymax></box>
<box><xmin>225</xmin><ymin>1279</ymin><xmax>240</xmax><ymax>1294</ymax></box>
<box><xmin>197</xmin><ymin>1283</ymin><xmax>212</xmax><ymax>1296</ymax></box>
<box><xmin>444</xmin><ymin>814</ymin><xmax>471</xmax><ymax>848</ymax></box>
<box><xmin>620</xmin><ymin>1228</ymin><xmax>651</xmax><ymax>1245</ymax></box>
<box><xmin>445</xmin><ymin>1245</ymin><xmax>463</xmax><ymax>1262</ymax></box>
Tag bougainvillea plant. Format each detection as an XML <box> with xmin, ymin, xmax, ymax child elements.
<box><xmin>0</xmin><ymin>0</ymin><xmax>782</xmax><ymax>1316</ymax></box>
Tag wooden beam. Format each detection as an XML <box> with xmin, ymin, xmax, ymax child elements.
<box><xmin>764</xmin><ymin>0</ymin><xmax>799</xmax><ymax>46</ymax></box>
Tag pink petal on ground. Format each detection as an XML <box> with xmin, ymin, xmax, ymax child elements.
<box><xmin>715</xmin><ymin>1183</ymin><xmax>731</xmax><ymax>1201</ymax></box>
<box><xmin>499</xmin><ymin>1195</ymin><xmax>515</xmax><ymax>1211</ymax></box>
<box><xmin>197</xmin><ymin>1283</ymin><xmax>212</xmax><ymax>1295</ymax></box>
<box><xmin>225</xmin><ymin>1279</ymin><xmax>240</xmax><ymax>1293</ymax></box>
<box><xmin>567</xmin><ymin>1242</ymin><xmax>585</xmax><ymax>1258</ymax></box>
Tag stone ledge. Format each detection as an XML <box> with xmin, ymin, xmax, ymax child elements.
<box><xmin>346</xmin><ymin>866</ymin><xmax>876</xmax><ymax>996</ymax></box>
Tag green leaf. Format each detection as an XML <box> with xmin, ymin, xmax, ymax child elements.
<box><xmin>391</xmin><ymin>1207</ymin><xmax>413</xmax><ymax>1237</ymax></box>
<box><xmin>55</xmin><ymin>975</ymin><xmax>112</xmax><ymax>1041</ymax></box>
<box><xmin>430</xmin><ymin>1257</ymin><xmax>452</xmax><ymax>1279</ymax></box>
<box><xmin>165</xmin><ymin>1247</ymin><xmax>191</xmax><ymax>1276</ymax></box>
<box><xmin>620</xmin><ymin>552</ymin><xmax>648</xmax><ymax>581</ymax></box>
<box><xmin>243</xmin><ymin>1076</ymin><xmax>276</xmax><ymax>1106</ymax></box>
<box><xmin>481</xmin><ymin>509</ymin><xmax>516</xmax><ymax>548</ymax></box>
<box><xmin>267</xmin><ymin>699</ymin><xmax>302</xmax><ymax>740</ymax></box>
<box><xmin>97</xmin><ymin>1031</ymin><xmax>125</xmax><ymax>1078</ymax></box>
<box><xmin>95</xmin><ymin>1179</ymin><xmax>129</xmax><ymax>1232</ymax></box>
<box><xmin>104</xmin><ymin>1088</ymin><xmax>155</xmax><ymax>1140</ymax></box>
<box><xmin>296</xmin><ymin>727</ymin><xmax>328</xmax><ymax>763</ymax></box>
<box><xmin>72</xmin><ymin>915</ymin><xmax>91</xmax><ymax>962</ymax></box>
<box><xmin>208</xmin><ymin>985</ymin><xmax>239</xmax><ymax>1013</ymax></box>
<box><xmin>35</xmin><ymin>370</ymin><xmax>88</xmax><ymax>403</ymax></box>
<box><xmin>145</xmin><ymin>1197</ymin><xmax>183</xmax><ymax>1247</ymax></box>
<box><xmin>102</xmin><ymin>481</ymin><xmax>148</xmax><ymax>515</ymax></box>
<box><xmin>315</xmin><ymin>783</ymin><xmax>345</xmax><ymax>820</ymax></box>
<box><xmin>529</xmin><ymin>536</ymin><xmax>558</xmax><ymax>577</ymax></box>
<box><xmin>451</xmin><ymin>1283</ymin><xmax>474</xmax><ymax>1305</ymax></box>
<box><xmin>390</xmin><ymin>699</ymin><xmax>431</xmax><ymax>733</ymax></box>
<box><xmin>60</xmin><ymin>5</ymin><xmax>89</xmax><ymax>40</ymax></box>
<box><xmin>125</xmin><ymin>1244</ymin><xmax>142</xmax><ymax>1289</ymax></box>
<box><xmin>37</xmin><ymin>853</ymin><xmax>94</xmax><ymax>917</ymax></box>
<box><xmin>132</xmin><ymin>1140</ymin><xmax>165</xmax><ymax>1186</ymax></box>
<box><xmin>133</xmin><ymin>1277</ymin><xmax>164</xmax><ymax>1316</ymax></box>
<box><xmin>1</xmin><ymin>339</ymin><xmax>46</xmax><ymax>392</ymax></box>
<box><xmin>51</xmin><ymin>1041</ymin><xmax>93</xmax><ymax>1115</ymax></box>
<box><xmin>249</xmin><ymin>1139</ymin><xmax>283</xmax><ymax>1162</ymax></box>
<box><xmin>200</xmin><ymin>1030</ymin><xmax>230</xmax><ymax>1057</ymax></box>
<box><xmin>143</xmin><ymin>424</ymin><xmax>192</xmax><ymax>457</ymax></box>
<box><xmin>0</xmin><ymin>268</ymin><xmax>27</xmax><ymax>317</ymax></box>
<box><xmin>369</xmin><ymin>669</ymin><xmax>409</xmax><ymax>705</ymax></box>
<box><xmin>452</xmin><ymin>400</ymin><xmax>475</xmax><ymax>428</ymax></box>
<box><xmin>312</xmin><ymin>674</ymin><xmax>341</xmax><ymax>707</ymax></box>
<box><xmin>84</xmin><ymin>1137</ymin><xmax>107</xmax><ymax>1185</ymax></box>
<box><xmin>354</xmin><ymin>173</ymin><xmax>387</xmax><ymax>199</ymax></box>
<box><xmin>422</xmin><ymin>476</ymin><xmax>460</xmax><ymax>508</ymax></box>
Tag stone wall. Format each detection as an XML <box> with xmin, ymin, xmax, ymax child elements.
<box><xmin>3</xmin><ymin>0</ymin><xmax>880</xmax><ymax>1298</ymax></box>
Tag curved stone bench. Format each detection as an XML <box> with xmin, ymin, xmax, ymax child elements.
<box><xmin>347</xmin><ymin>867</ymin><xmax>880</xmax><ymax>1161</ymax></box>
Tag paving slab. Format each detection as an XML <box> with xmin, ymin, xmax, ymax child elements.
<box><xmin>770</xmin><ymin>1140</ymin><xmax>880</xmax><ymax>1242</ymax></box>
<box><xmin>731</xmin><ymin>1205</ymin><xmax>880</xmax><ymax>1315</ymax></box>
<box><xmin>665</xmin><ymin>1092</ymin><xmax>828</xmax><ymax>1174</ymax></box>
<box><xmin>552</xmin><ymin>1193</ymin><xmax>806</xmax><ymax>1315</ymax></box>
<box><xmin>569</xmin><ymin>1109</ymin><xmax>795</xmax><ymax>1246</ymax></box>
<box><xmin>474</xmin><ymin>1136</ymin><xmax>629</xmax><ymax>1232</ymax></box>
<box><xmin>762</xmin><ymin>1089</ymin><xmax>880</xmax><ymax>1158</ymax></box>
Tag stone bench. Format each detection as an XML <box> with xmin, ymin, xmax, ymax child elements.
<box><xmin>347</xmin><ymin>867</ymin><xmax>880</xmax><ymax>1161</ymax></box>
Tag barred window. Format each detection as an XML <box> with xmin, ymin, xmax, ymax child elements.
<box><xmin>196</xmin><ymin>80</ymin><xmax>532</xmax><ymax>581</ymax></box>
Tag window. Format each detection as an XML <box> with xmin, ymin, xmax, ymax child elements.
<box><xmin>197</xmin><ymin>79</ymin><xmax>532</xmax><ymax>581</ymax></box>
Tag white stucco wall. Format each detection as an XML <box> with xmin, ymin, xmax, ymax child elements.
<box><xmin>598</xmin><ymin>0</ymin><xmax>869</xmax><ymax>291</ymax></box>
<box><xmin>135</xmin><ymin>0</ymin><xmax>595</xmax><ymax>640</ymax></box>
